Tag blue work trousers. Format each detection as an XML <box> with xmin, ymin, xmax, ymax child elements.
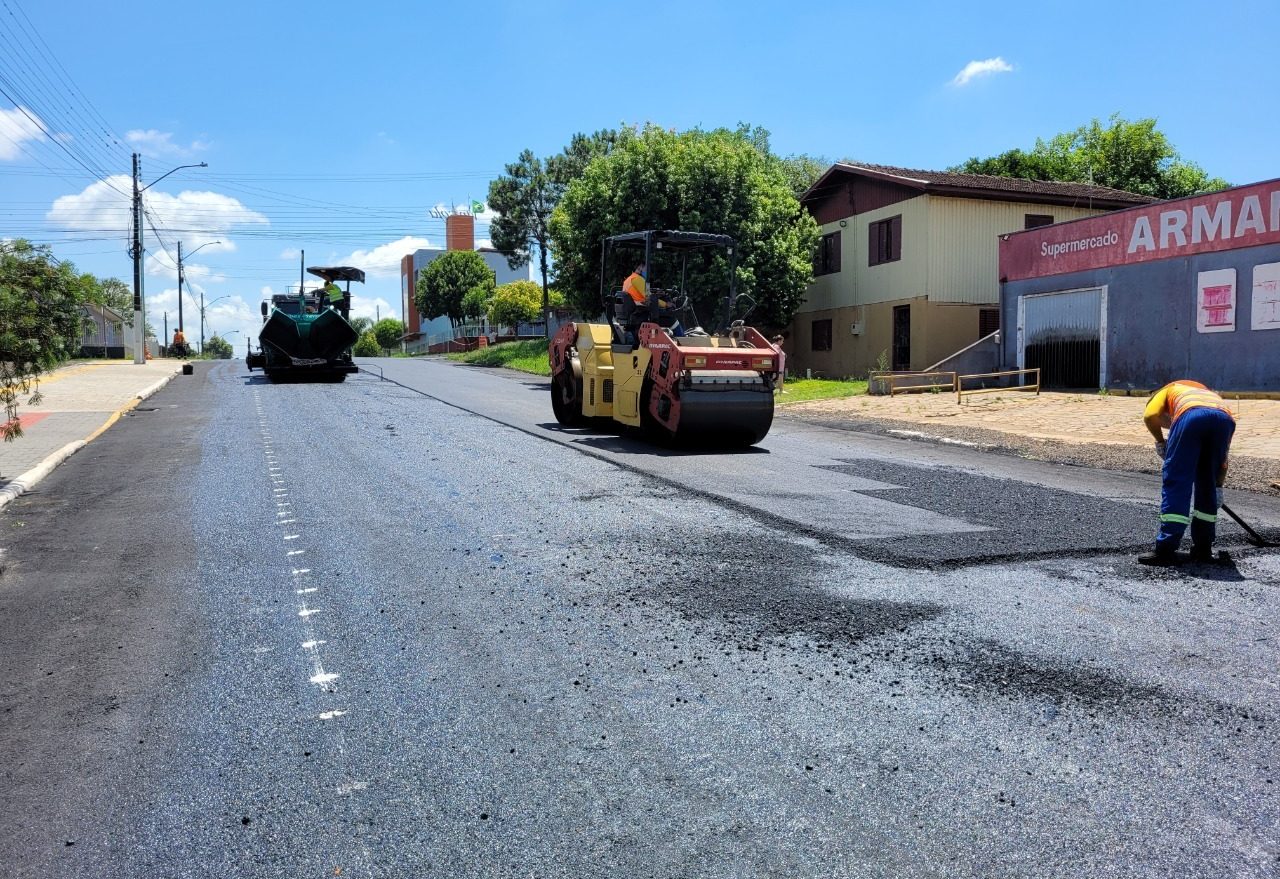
<box><xmin>1157</xmin><ymin>406</ymin><xmax>1235</xmax><ymax>552</ymax></box>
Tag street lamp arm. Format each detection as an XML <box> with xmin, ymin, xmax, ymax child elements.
<box><xmin>141</xmin><ymin>161</ymin><xmax>208</xmax><ymax>192</ymax></box>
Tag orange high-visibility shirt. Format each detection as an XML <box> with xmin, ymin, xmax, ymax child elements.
<box><xmin>1144</xmin><ymin>380</ymin><xmax>1234</xmax><ymax>429</ymax></box>
<box><xmin>623</xmin><ymin>272</ymin><xmax>647</xmax><ymax>305</ymax></box>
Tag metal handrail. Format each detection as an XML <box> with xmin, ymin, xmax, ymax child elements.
<box><xmin>870</xmin><ymin>370</ymin><xmax>958</xmax><ymax>397</ymax></box>
<box><xmin>956</xmin><ymin>367</ymin><xmax>1041</xmax><ymax>403</ymax></box>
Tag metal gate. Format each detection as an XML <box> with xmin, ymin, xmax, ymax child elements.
<box><xmin>1018</xmin><ymin>287</ymin><xmax>1105</xmax><ymax>389</ymax></box>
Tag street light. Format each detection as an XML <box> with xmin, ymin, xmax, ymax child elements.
<box><xmin>130</xmin><ymin>157</ymin><xmax>208</xmax><ymax>364</ymax></box>
<box><xmin>177</xmin><ymin>240</ymin><xmax>221</xmax><ymax>334</ymax></box>
<box><xmin>199</xmin><ymin>294</ymin><xmax>230</xmax><ymax>353</ymax></box>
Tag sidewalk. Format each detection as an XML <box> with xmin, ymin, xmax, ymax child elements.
<box><xmin>784</xmin><ymin>390</ymin><xmax>1280</xmax><ymax>494</ymax></box>
<box><xmin>1</xmin><ymin>359</ymin><xmax>183</xmax><ymax>495</ymax></box>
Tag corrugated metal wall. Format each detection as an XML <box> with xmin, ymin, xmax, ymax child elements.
<box><xmin>928</xmin><ymin>198</ymin><xmax>1104</xmax><ymax>304</ymax></box>
<box><xmin>1019</xmin><ymin>287</ymin><xmax>1103</xmax><ymax>388</ymax></box>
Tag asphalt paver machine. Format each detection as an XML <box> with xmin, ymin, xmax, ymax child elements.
<box><xmin>548</xmin><ymin>230</ymin><xmax>782</xmax><ymax>446</ymax></box>
<box><xmin>246</xmin><ymin>265</ymin><xmax>362</xmax><ymax>383</ymax></box>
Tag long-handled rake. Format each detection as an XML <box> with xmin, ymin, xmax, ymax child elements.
<box><xmin>1221</xmin><ymin>503</ymin><xmax>1280</xmax><ymax>548</ymax></box>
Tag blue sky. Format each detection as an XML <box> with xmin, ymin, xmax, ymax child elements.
<box><xmin>3</xmin><ymin>0</ymin><xmax>1278</xmax><ymax>348</ymax></box>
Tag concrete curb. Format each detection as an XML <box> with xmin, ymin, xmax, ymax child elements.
<box><xmin>0</xmin><ymin>369</ymin><xmax>181</xmax><ymax>514</ymax></box>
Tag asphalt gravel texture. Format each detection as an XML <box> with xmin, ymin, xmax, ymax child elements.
<box><xmin>1</xmin><ymin>357</ymin><xmax>1278</xmax><ymax>878</ymax></box>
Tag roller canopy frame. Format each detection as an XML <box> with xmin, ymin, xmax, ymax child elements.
<box><xmin>306</xmin><ymin>266</ymin><xmax>367</xmax><ymax>284</ymax></box>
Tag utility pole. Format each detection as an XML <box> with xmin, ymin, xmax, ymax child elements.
<box><xmin>130</xmin><ymin>153</ymin><xmax>145</xmax><ymax>364</ymax></box>
<box><xmin>199</xmin><ymin>290</ymin><xmax>205</xmax><ymax>354</ymax></box>
<box><xmin>176</xmin><ymin>241</ymin><xmax>185</xmax><ymax>332</ymax></box>
<box><xmin>163</xmin><ymin>311</ymin><xmax>168</xmax><ymax>352</ymax></box>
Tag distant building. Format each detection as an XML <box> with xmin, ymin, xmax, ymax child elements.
<box><xmin>79</xmin><ymin>303</ymin><xmax>128</xmax><ymax>358</ymax></box>
<box><xmin>789</xmin><ymin>163</ymin><xmax>1154</xmax><ymax>376</ymax></box>
<box><xmin>999</xmin><ymin>177</ymin><xmax>1280</xmax><ymax>391</ymax></box>
<box><xmin>400</xmin><ymin>213</ymin><xmax>534</xmax><ymax>349</ymax></box>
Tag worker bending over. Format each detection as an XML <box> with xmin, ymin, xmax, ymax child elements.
<box><xmin>1140</xmin><ymin>379</ymin><xmax>1235</xmax><ymax>566</ymax></box>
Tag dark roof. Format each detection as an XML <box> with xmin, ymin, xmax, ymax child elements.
<box><xmin>607</xmin><ymin>230</ymin><xmax>735</xmax><ymax>251</ymax></box>
<box><xmin>307</xmin><ymin>265</ymin><xmax>366</xmax><ymax>283</ymax></box>
<box><xmin>803</xmin><ymin>162</ymin><xmax>1159</xmax><ymax>210</ymax></box>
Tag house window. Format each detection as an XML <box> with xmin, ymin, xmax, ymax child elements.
<box><xmin>811</xmin><ymin>318</ymin><xmax>832</xmax><ymax>352</ymax></box>
<box><xmin>1024</xmin><ymin>213</ymin><xmax>1054</xmax><ymax>229</ymax></box>
<box><xmin>813</xmin><ymin>230</ymin><xmax>841</xmax><ymax>276</ymax></box>
<box><xmin>979</xmin><ymin>309</ymin><xmax>1001</xmax><ymax>337</ymax></box>
<box><xmin>868</xmin><ymin>215</ymin><xmax>902</xmax><ymax>266</ymax></box>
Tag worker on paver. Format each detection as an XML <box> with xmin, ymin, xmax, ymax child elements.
<box><xmin>323</xmin><ymin>279</ymin><xmax>344</xmax><ymax>315</ymax></box>
<box><xmin>1139</xmin><ymin>379</ymin><xmax>1236</xmax><ymax>566</ymax></box>
<box><xmin>171</xmin><ymin>328</ymin><xmax>188</xmax><ymax>358</ymax></box>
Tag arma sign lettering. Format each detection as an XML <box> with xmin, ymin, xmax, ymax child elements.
<box><xmin>1000</xmin><ymin>180</ymin><xmax>1280</xmax><ymax>282</ymax></box>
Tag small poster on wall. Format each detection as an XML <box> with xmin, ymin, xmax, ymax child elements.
<box><xmin>1252</xmin><ymin>263</ymin><xmax>1280</xmax><ymax>331</ymax></box>
<box><xmin>1196</xmin><ymin>268</ymin><xmax>1236</xmax><ymax>334</ymax></box>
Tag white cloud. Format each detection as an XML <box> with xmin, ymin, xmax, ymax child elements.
<box><xmin>350</xmin><ymin>295</ymin><xmax>398</xmax><ymax>322</ymax></box>
<box><xmin>950</xmin><ymin>57</ymin><xmax>1013</xmax><ymax>87</ymax></box>
<box><xmin>48</xmin><ymin>176</ymin><xmax>267</xmax><ymax>253</ymax></box>
<box><xmin>125</xmin><ymin>129</ymin><xmax>209</xmax><ymax>159</ymax></box>
<box><xmin>279</xmin><ymin>247</ymin><xmax>301</xmax><ymax>260</ymax></box>
<box><xmin>336</xmin><ymin>235</ymin><xmax>431</xmax><ymax>279</ymax></box>
<box><xmin>475</xmin><ymin>238</ymin><xmax>494</xmax><ymax>250</ymax></box>
<box><xmin>144</xmin><ymin>253</ymin><xmax>227</xmax><ymax>284</ymax></box>
<box><xmin>0</xmin><ymin>106</ymin><xmax>47</xmax><ymax>160</ymax></box>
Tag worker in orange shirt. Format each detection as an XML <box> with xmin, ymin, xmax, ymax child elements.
<box><xmin>171</xmin><ymin>328</ymin><xmax>189</xmax><ymax>358</ymax></box>
<box><xmin>622</xmin><ymin>262</ymin><xmax>648</xmax><ymax>307</ymax></box>
<box><xmin>1139</xmin><ymin>379</ymin><xmax>1236</xmax><ymax>566</ymax></box>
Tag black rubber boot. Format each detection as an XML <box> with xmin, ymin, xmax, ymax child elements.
<box><xmin>1188</xmin><ymin>545</ymin><xmax>1216</xmax><ymax>564</ymax></box>
<box><xmin>1138</xmin><ymin>547</ymin><xmax>1180</xmax><ymax>567</ymax></box>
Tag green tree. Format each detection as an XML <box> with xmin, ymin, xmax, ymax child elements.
<box><xmin>415</xmin><ymin>251</ymin><xmax>495</xmax><ymax>327</ymax></box>
<box><xmin>460</xmin><ymin>285</ymin><xmax>493</xmax><ymax>322</ymax></box>
<box><xmin>778</xmin><ymin>154</ymin><xmax>830</xmax><ymax>195</ymax></box>
<box><xmin>549</xmin><ymin>124</ymin><xmax>819</xmax><ymax>328</ymax></box>
<box><xmin>488</xmin><ymin>130</ymin><xmax>623</xmax><ymax>334</ymax></box>
<box><xmin>373</xmin><ymin>317</ymin><xmax>405</xmax><ymax>352</ymax></box>
<box><xmin>1</xmin><ymin>240</ymin><xmax>90</xmax><ymax>442</ymax></box>
<box><xmin>952</xmin><ymin>115</ymin><xmax>1229</xmax><ymax>199</ymax></box>
<box><xmin>487</xmin><ymin>280</ymin><xmax>565</xmax><ymax>334</ymax></box>
<box><xmin>349</xmin><ymin>315</ymin><xmax>374</xmax><ymax>336</ymax></box>
<box><xmin>353</xmin><ymin>331</ymin><xmax>381</xmax><ymax>357</ymax></box>
<box><xmin>202</xmin><ymin>334</ymin><xmax>233</xmax><ymax>359</ymax></box>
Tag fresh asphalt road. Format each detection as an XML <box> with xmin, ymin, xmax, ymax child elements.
<box><xmin>1</xmin><ymin>358</ymin><xmax>1277</xmax><ymax>878</ymax></box>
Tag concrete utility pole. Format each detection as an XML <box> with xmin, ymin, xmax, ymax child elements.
<box><xmin>177</xmin><ymin>241</ymin><xmax>185</xmax><ymax>332</ymax></box>
<box><xmin>129</xmin><ymin>157</ymin><xmax>208</xmax><ymax>363</ymax></box>
<box><xmin>130</xmin><ymin>153</ymin><xmax>145</xmax><ymax>364</ymax></box>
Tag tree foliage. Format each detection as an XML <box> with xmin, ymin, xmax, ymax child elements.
<box><xmin>1</xmin><ymin>240</ymin><xmax>93</xmax><ymax>441</ymax></box>
<box><xmin>372</xmin><ymin>317</ymin><xmax>405</xmax><ymax>351</ymax></box>
<box><xmin>487</xmin><ymin>130</ymin><xmax>623</xmax><ymax>327</ymax></box>
<box><xmin>487</xmin><ymin>280</ymin><xmax>564</xmax><ymax>332</ymax></box>
<box><xmin>353</xmin><ymin>331</ymin><xmax>381</xmax><ymax>357</ymax></box>
<box><xmin>414</xmin><ymin>251</ymin><xmax>495</xmax><ymax>326</ymax></box>
<box><xmin>951</xmin><ymin>115</ymin><xmax>1229</xmax><ymax>199</ymax></box>
<box><xmin>549</xmin><ymin>124</ymin><xmax>819</xmax><ymax>329</ymax></box>
<box><xmin>460</xmin><ymin>285</ymin><xmax>493</xmax><ymax>321</ymax></box>
<box><xmin>349</xmin><ymin>315</ymin><xmax>374</xmax><ymax>336</ymax></box>
<box><xmin>777</xmin><ymin>154</ymin><xmax>830</xmax><ymax>196</ymax></box>
<box><xmin>202</xmin><ymin>334</ymin><xmax>233</xmax><ymax>359</ymax></box>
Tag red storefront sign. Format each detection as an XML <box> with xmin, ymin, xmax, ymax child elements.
<box><xmin>1000</xmin><ymin>179</ymin><xmax>1280</xmax><ymax>282</ymax></box>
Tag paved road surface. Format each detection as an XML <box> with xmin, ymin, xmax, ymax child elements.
<box><xmin>1</xmin><ymin>358</ymin><xmax>1277</xmax><ymax>878</ymax></box>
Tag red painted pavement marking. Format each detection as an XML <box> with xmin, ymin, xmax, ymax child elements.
<box><xmin>2</xmin><ymin>412</ymin><xmax>51</xmax><ymax>431</ymax></box>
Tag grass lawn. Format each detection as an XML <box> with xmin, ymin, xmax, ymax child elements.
<box><xmin>776</xmin><ymin>378</ymin><xmax>868</xmax><ymax>404</ymax></box>
<box><xmin>447</xmin><ymin>339</ymin><xmax>551</xmax><ymax>376</ymax></box>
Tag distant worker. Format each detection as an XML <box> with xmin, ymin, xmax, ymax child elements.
<box><xmin>323</xmin><ymin>279</ymin><xmax>345</xmax><ymax>315</ymax></box>
<box><xmin>171</xmin><ymin>328</ymin><xmax>188</xmax><ymax>358</ymax></box>
<box><xmin>1139</xmin><ymin>379</ymin><xmax>1236</xmax><ymax>566</ymax></box>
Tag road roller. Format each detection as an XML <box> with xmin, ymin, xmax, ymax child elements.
<box><xmin>548</xmin><ymin>230</ymin><xmax>781</xmax><ymax>446</ymax></box>
<box><xmin>246</xmin><ymin>265</ymin><xmax>361</xmax><ymax>383</ymax></box>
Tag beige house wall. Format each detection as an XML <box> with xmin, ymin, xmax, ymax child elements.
<box><xmin>786</xmin><ymin>298</ymin><xmax>991</xmax><ymax>378</ymax></box>
<box><xmin>926</xmin><ymin>197</ymin><xmax>1108</xmax><ymax>304</ymax></box>
<box><xmin>801</xmin><ymin>198</ymin><xmax>931</xmax><ymax>314</ymax></box>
